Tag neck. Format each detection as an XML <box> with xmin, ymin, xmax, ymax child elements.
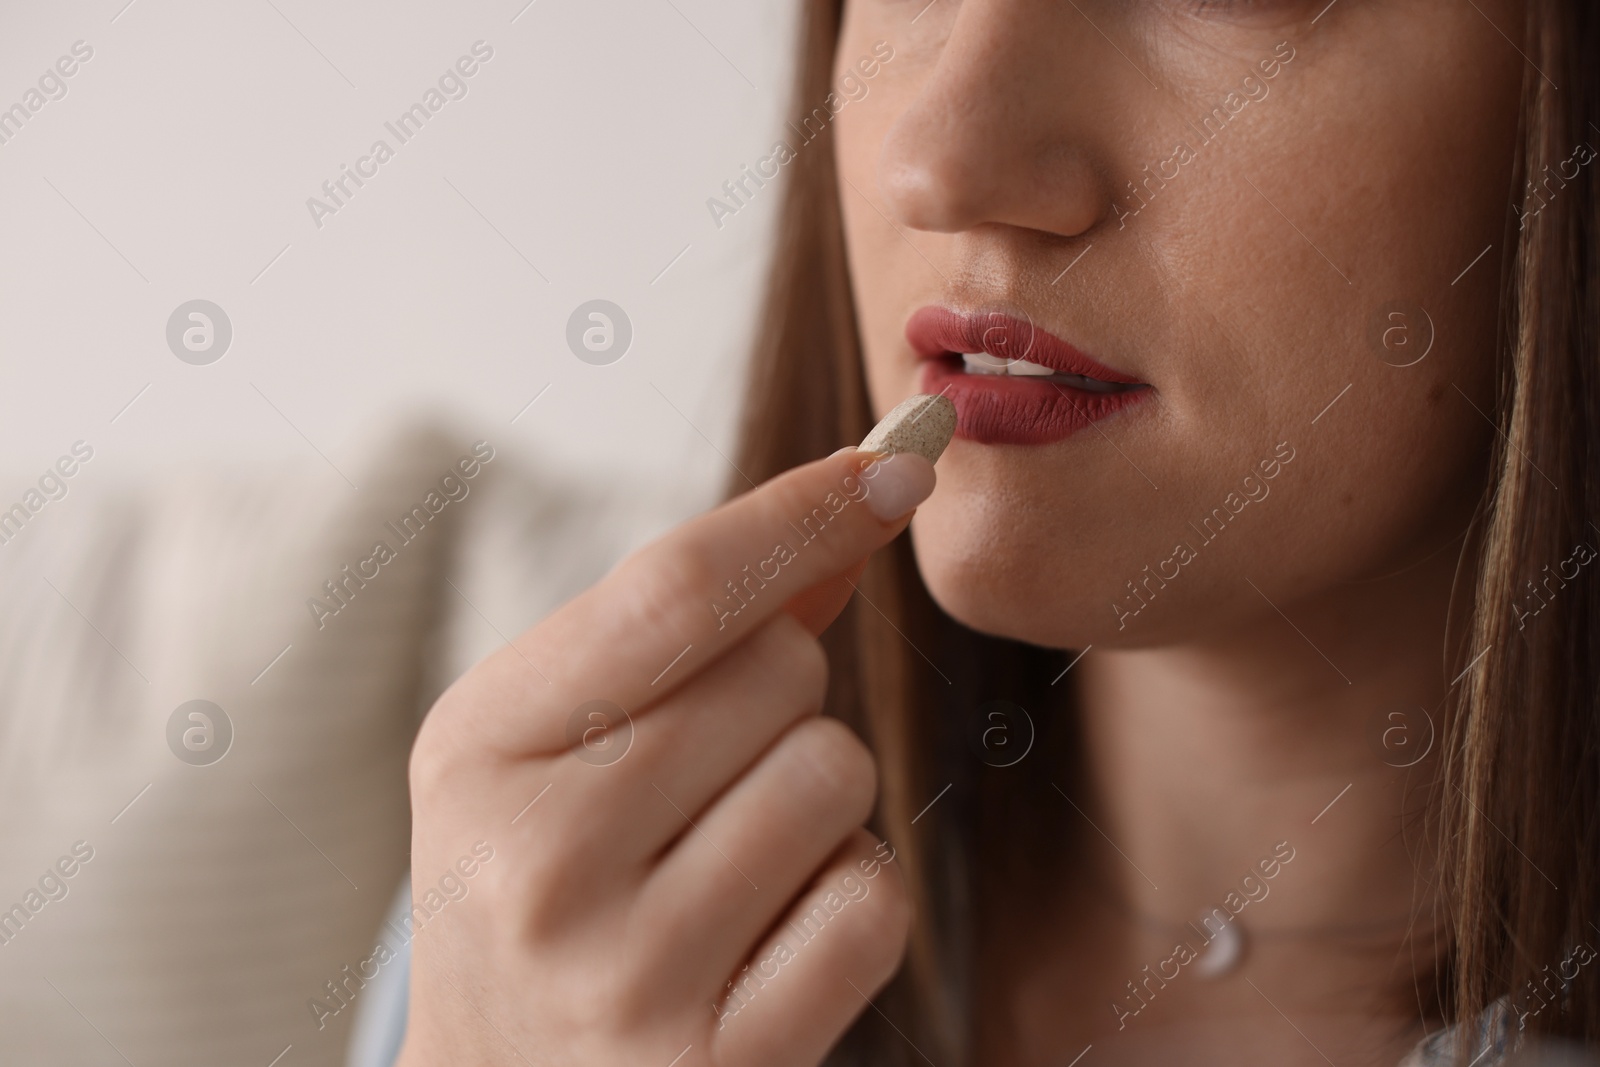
<box><xmin>1068</xmin><ymin>543</ymin><xmax>1465</xmax><ymax>1022</ymax></box>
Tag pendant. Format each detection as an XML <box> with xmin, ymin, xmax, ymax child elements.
<box><xmin>1193</xmin><ymin>916</ymin><xmax>1244</xmax><ymax>978</ymax></box>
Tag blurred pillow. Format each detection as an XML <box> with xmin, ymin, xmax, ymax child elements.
<box><xmin>0</xmin><ymin>423</ymin><xmax>483</xmax><ymax>1067</ymax></box>
<box><xmin>0</xmin><ymin>418</ymin><xmax>714</xmax><ymax>1067</ymax></box>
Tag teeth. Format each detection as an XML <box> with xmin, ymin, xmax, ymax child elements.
<box><xmin>959</xmin><ymin>352</ymin><xmax>1053</xmax><ymax>376</ymax></box>
<box><xmin>1008</xmin><ymin>359</ymin><xmax>1054</xmax><ymax>377</ymax></box>
<box><xmin>957</xmin><ymin>352</ymin><xmax>1131</xmax><ymax>393</ymax></box>
<box><xmin>960</xmin><ymin>352</ymin><xmax>1010</xmax><ymax>375</ymax></box>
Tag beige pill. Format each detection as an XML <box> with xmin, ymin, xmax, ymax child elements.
<box><xmin>859</xmin><ymin>393</ymin><xmax>956</xmax><ymax>464</ymax></box>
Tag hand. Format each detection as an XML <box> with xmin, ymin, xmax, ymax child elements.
<box><xmin>396</xmin><ymin>446</ymin><xmax>937</xmax><ymax>1067</ymax></box>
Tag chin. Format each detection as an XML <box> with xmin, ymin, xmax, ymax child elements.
<box><xmin>906</xmin><ymin>490</ymin><xmax>1246</xmax><ymax>652</ymax></box>
<box><xmin>906</xmin><ymin>507</ymin><xmax>1099</xmax><ymax>652</ymax></box>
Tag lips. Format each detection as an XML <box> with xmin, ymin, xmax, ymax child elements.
<box><xmin>906</xmin><ymin>306</ymin><xmax>1151</xmax><ymax>445</ymax></box>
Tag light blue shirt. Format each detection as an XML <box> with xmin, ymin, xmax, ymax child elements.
<box><xmin>345</xmin><ymin>877</ymin><xmax>412</xmax><ymax>1067</ymax></box>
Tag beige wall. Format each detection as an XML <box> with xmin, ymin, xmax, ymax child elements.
<box><xmin>0</xmin><ymin>0</ymin><xmax>798</xmax><ymax>512</ymax></box>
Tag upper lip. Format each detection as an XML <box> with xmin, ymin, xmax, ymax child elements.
<box><xmin>905</xmin><ymin>306</ymin><xmax>1145</xmax><ymax>385</ymax></box>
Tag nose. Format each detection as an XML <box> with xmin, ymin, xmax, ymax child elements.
<box><xmin>877</xmin><ymin>1</ymin><xmax>1110</xmax><ymax>239</ymax></box>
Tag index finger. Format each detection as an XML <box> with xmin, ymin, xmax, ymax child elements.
<box><xmin>453</xmin><ymin>445</ymin><xmax>938</xmax><ymax>757</ymax></box>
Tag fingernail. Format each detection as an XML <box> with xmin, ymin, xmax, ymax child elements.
<box><xmin>861</xmin><ymin>451</ymin><xmax>936</xmax><ymax>521</ymax></box>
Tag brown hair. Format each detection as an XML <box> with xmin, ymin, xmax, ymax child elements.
<box><xmin>727</xmin><ymin>0</ymin><xmax>1600</xmax><ymax>1062</ymax></box>
<box><xmin>1441</xmin><ymin>0</ymin><xmax>1600</xmax><ymax>1057</ymax></box>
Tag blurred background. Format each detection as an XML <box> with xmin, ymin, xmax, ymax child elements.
<box><xmin>0</xmin><ymin>0</ymin><xmax>797</xmax><ymax>493</ymax></box>
<box><xmin>0</xmin><ymin>2</ymin><xmax>804</xmax><ymax>1064</ymax></box>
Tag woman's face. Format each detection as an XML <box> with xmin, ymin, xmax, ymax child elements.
<box><xmin>834</xmin><ymin>0</ymin><xmax>1522</xmax><ymax>649</ymax></box>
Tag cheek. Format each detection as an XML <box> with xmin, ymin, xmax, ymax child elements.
<box><xmin>841</xmin><ymin>0</ymin><xmax>1519</xmax><ymax>649</ymax></box>
<box><xmin>834</xmin><ymin>8</ymin><xmax>934</xmax><ymax>424</ymax></box>
<box><xmin>837</xmin><ymin>105</ymin><xmax>921</xmax><ymax>422</ymax></box>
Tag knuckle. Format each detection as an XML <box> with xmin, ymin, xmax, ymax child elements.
<box><xmin>509</xmin><ymin>878</ymin><xmax>564</xmax><ymax>943</ymax></box>
<box><xmin>868</xmin><ymin>857</ymin><xmax>912</xmax><ymax>933</ymax></box>
<box><xmin>618</xmin><ymin>544</ymin><xmax>721</xmax><ymax>637</ymax></box>
<box><xmin>746</xmin><ymin>612</ymin><xmax>829</xmax><ymax>711</ymax></box>
<box><xmin>610</xmin><ymin>940</ymin><xmax>672</xmax><ymax>1021</ymax></box>
<box><xmin>857</xmin><ymin>870</ymin><xmax>912</xmax><ymax>971</ymax></box>
<box><xmin>785</xmin><ymin>716</ymin><xmax>877</xmax><ymax>816</ymax></box>
<box><xmin>546</xmin><ymin>958</ymin><xmax>634</xmax><ymax>1033</ymax></box>
<box><xmin>841</xmin><ymin>835</ymin><xmax>912</xmax><ymax>969</ymax></box>
<box><xmin>507</xmin><ymin>840</ymin><xmax>593</xmax><ymax>940</ymax></box>
<box><xmin>407</xmin><ymin>673</ymin><xmax>495</xmax><ymax>803</ymax></box>
<box><xmin>407</xmin><ymin>715</ymin><xmax>456</xmax><ymax>805</ymax></box>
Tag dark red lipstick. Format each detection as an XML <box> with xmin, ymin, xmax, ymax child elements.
<box><xmin>907</xmin><ymin>306</ymin><xmax>1151</xmax><ymax>445</ymax></box>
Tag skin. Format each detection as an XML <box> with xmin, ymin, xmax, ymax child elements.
<box><xmin>834</xmin><ymin>0</ymin><xmax>1523</xmax><ymax>1063</ymax></box>
<box><xmin>398</xmin><ymin>1</ymin><xmax>1526</xmax><ymax>1064</ymax></box>
<box><xmin>396</xmin><ymin>449</ymin><xmax>933</xmax><ymax>1067</ymax></box>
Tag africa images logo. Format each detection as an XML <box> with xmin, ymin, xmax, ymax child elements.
<box><xmin>704</xmin><ymin>41</ymin><xmax>894</xmax><ymax>230</ymax></box>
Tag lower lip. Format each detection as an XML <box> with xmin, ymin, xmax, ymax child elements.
<box><xmin>918</xmin><ymin>357</ymin><xmax>1151</xmax><ymax>445</ymax></box>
